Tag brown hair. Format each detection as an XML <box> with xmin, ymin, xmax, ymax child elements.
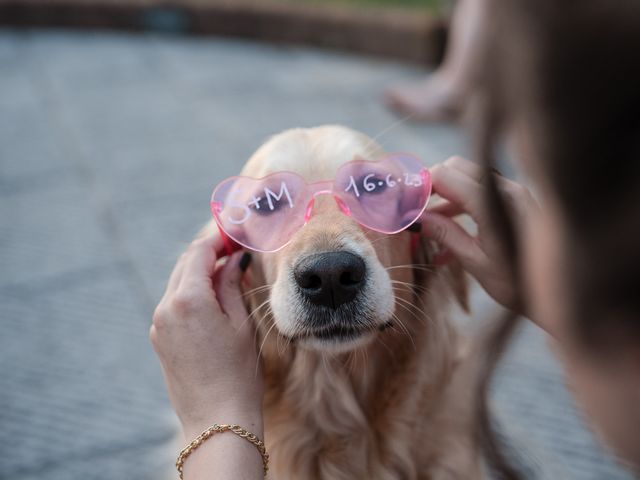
<box><xmin>471</xmin><ymin>0</ymin><xmax>640</xmax><ymax>476</ymax></box>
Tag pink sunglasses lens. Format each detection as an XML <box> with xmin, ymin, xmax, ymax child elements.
<box><xmin>335</xmin><ymin>153</ymin><xmax>431</xmax><ymax>234</ymax></box>
<box><xmin>211</xmin><ymin>173</ymin><xmax>308</xmax><ymax>252</ymax></box>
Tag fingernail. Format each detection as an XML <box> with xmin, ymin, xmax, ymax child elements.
<box><xmin>239</xmin><ymin>252</ymin><xmax>252</xmax><ymax>272</ymax></box>
<box><xmin>407</xmin><ymin>222</ymin><xmax>422</xmax><ymax>233</ymax></box>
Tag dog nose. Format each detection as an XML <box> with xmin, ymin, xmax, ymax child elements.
<box><xmin>294</xmin><ymin>251</ymin><xmax>366</xmax><ymax>309</ymax></box>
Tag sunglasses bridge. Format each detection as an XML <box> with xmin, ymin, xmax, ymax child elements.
<box><xmin>300</xmin><ymin>178</ymin><xmax>355</xmax><ymax>223</ymax></box>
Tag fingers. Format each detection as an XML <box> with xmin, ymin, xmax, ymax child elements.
<box><xmin>216</xmin><ymin>252</ymin><xmax>252</xmax><ymax>333</ymax></box>
<box><xmin>443</xmin><ymin>155</ymin><xmax>483</xmax><ymax>180</ymax></box>
<box><xmin>429</xmin><ymin>158</ymin><xmax>536</xmax><ymax>226</ymax></box>
<box><xmin>427</xmin><ymin>157</ymin><xmax>478</xmax><ymax>218</ymax></box>
<box><xmin>495</xmin><ymin>176</ymin><xmax>540</xmax><ymax>220</ymax></box>
<box><xmin>166</xmin><ymin>252</ymin><xmax>187</xmax><ymax>293</ymax></box>
<box><xmin>421</xmin><ymin>212</ymin><xmax>486</xmax><ymax>268</ymax></box>
<box><xmin>178</xmin><ymin>233</ymin><xmax>225</xmax><ymax>293</ymax></box>
<box><xmin>430</xmin><ymin>163</ymin><xmax>488</xmax><ymax>227</ymax></box>
<box><xmin>427</xmin><ymin>200</ymin><xmax>466</xmax><ymax>218</ymax></box>
<box><xmin>156</xmin><ymin>250</ymin><xmax>188</xmax><ymax>316</ymax></box>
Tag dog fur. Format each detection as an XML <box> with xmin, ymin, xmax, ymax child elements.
<box><xmin>203</xmin><ymin>125</ymin><xmax>483</xmax><ymax>479</ymax></box>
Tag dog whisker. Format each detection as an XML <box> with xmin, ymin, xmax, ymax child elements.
<box><xmin>353</xmin><ymin>349</ymin><xmax>364</xmax><ymax>375</ymax></box>
<box><xmin>390</xmin><ymin>312</ymin><xmax>417</xmax><ymax>352</ymax></box>
<box><xmin>393</xmin><ymin>295</ymin><xmax>432</xmax><ymax>326</ymax></box>
<box><xmin>277</xmin><ymin>329</ymin><xmax>292</xmax><ymax>357</ymax></box>
<box><xmin>390</xmin><ymin>284</ymin><xmax>413</xmax><ymax>296</ymax></box>
<box><xmin>391</xmin><ymin>278</ymin><xmax>429</xmax><ymax>288</ymax></box>
<box><xmin>391</xmin><ymin>282</ymin><xmax>435</xmax><ymax>308</ymax></box>
<box><xmin>391</xmin><ymin>279</ymin><xmax>432</xmax><ymax>296</ymax></box>
<box><xmin>280</xmin><ymin>333</ymin><xmax>291</xmax><ymax>356</ymax></box>
<box><xmin>275</xmin><ymin>332</ymin><xmax>283</xmax><ymax>356</ymax></box>
<box><xmin>367</xmin><ymin>235</ymin><xmax>394</xmax><ymax>247</ymax></box>
<box><xmin>386</xmin><ymin>263</ymin><xmax>435</xmax><ymax>269</ymax></box>
<box><xmin>277</xmin><ymin>319</ymin><xmax>299</xmax><ymax>357</ymax></box>
<box><xmin>386</xmin><ymin>264</ymin><xmax>436</xmax><ymax>274</ymax></box>
<box><xmin>393</xmin><ymin>296</ymin><xmax>433</xmax><ymax>330</ymax></box>
<box><xmin>257</xmin><ymin>321</ymin><xmax>278</xmax><ymax>376</ymax></box>
<box><xmin>241</xmin><ymin>284</ymin><xmax>272</xmax><ymax>298</ymax></box>
<box><xmin>360</xmin><ymin>347</ymin><xmax>369</xmax><ymax>381</ymax></box>
<box><xmin>321</xmin><ymin>355</ymin><xmax>332</xmax><ymax>381</ymax></box>
<box><xmin>391</xmin><ymin>282</ymin><xmax>430</xmax><ymax>301</ymax></box>
<box><xmin>391</xmin><ymin>284</ymin><xmax>431</xmax><ymax>319</ymax></box>
<box><xmin>238</xmin><ymin>297</ymin><xmax>271</xmax><ymax>340</ymax></box>
<box><xmin>361</xmin><ymin>112</ymin><xmax>415</xmax><ymax>158</ymax></box>
<box><xmin>389</xmin><ymin>312</ymin><xmax>409</xmax><ymax>336</ymax></box>
<box><xmin>347</xmin><ymin>350</ymin><xmax>358</xmax><ymax>376</ymax></box>
<box><xmin>252</xmin><ymin>306</ymin><xmax>274</xmax><ymax>348</ymax></box>
<box><xmin>375</xmin><ymin>334</ymin><xmax>396</xmax><ymax>362</ymax></box>
<box><xmin>248</xmin><ymin>298</ymin><xmax>271</xmax><ymax>321</ymax></box>
<box><xmin>261</xmin><ymin>306</ymin><xmax>275</xmax><ymax>327</ymax></box>
<box><xmin>391</xmin><ymin>283</ymin><xmax>430</xmax><ymax>297</ymax></box>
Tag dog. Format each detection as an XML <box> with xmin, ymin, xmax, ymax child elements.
<box><xmin>201</xmin><ymin>125</ymin><xmax>484</xmax><ymax>479</ymax></box>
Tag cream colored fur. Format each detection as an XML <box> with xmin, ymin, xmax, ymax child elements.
<box><xmin>202</xmin><ymin>126</ymin><xmax>484</xmax><ymax>479</ymax></box>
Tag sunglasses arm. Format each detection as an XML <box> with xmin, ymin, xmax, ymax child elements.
<box><xmin>215</xmin><ymin>224</ymin><xmax>242</xmax><ymax>258</ymax></box>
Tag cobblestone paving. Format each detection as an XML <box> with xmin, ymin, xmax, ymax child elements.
<box><xmin>0</xmin><ymin>29</ymin><xmax>632</xmax><ymax>479</ymax></box>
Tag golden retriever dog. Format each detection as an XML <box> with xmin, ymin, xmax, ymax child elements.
<box><xmin>201</xmin><ymin>125</ymin><xmax>483</xmax><ymax>479</ymax></box>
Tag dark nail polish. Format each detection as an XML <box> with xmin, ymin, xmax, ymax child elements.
<box><xmin>407</xmin><ymin>222</ymin><xmax>422</xmax><ymax>233</ymax></box>
<box><xmin>239</xmin><ymin>252</ymin><xmax>252</xmax><ymax>272</ymax></box>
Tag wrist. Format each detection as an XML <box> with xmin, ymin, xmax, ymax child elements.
<box><xmin>181</xmin><ymin>405</ymin><xmax>264</xmax><ymax>441</ymax></box>
<box><xmin>178</xmin><ymin>421</ymin><xmax>267</xmax><ymax>480</ymax></box>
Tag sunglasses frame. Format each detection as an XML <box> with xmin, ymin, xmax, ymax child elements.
<box><xmin>211</xmin><ymin>153</ymin><xmax>431</xmax><ymax>253</ymax></box>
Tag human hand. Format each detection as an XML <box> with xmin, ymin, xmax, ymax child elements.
<box><xmin>422</xmin><ymin>156</ymin><xmax>537</xmax><ymax>312</ymax></box>
<box><xmin>150</xmin><ymin>233</ymin><xmax>263</xmax><ymax>440</ymax></box>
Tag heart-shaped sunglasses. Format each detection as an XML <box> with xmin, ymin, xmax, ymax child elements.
<box><xmin>211</xmin><ymin>153</ymin><xmax>432</xmax><ymax>253</ymax></box>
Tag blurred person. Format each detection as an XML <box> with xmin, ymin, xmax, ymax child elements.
<box><xmin>150</xmin><ymin>0</ymin><xmax>640</xmax><ymax>478</ymax></box>
<box><xmin>384</xmin><ymin>0</ymin><xmax>487</xmax><ymax>122</ymax></box>
<box><xmin>455</xmin><ymin>0</ymin><xmax>640</xmax><ymax>475</ymax></box>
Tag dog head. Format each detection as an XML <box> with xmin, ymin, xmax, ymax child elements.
<box><xmin>238</xmin><ymin>125</ymin><xmax>464</xmax><ymax>354</ymax></box>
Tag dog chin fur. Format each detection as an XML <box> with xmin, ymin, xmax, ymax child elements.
<box><xmin>298</xmin><ymin>330</ymin><xmax>378</xmax><ymax>354</ymax></box>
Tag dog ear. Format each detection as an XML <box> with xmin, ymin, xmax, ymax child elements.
<box><xmin>411</xmin><ymin>233</ymin><xmax>470</xmax><ymax>313</ymax></box>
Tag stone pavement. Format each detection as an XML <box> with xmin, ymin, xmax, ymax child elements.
<box><xmin>0</xmin><ymin>29</ymin><xmax>632</xmax><ymax>479</ymax></box>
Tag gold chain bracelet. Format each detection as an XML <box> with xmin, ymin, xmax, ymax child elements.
<box><xmin>176</xmin><ymin>423</ymin><xmax>269</xmax><ymax>479</ymax></box>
